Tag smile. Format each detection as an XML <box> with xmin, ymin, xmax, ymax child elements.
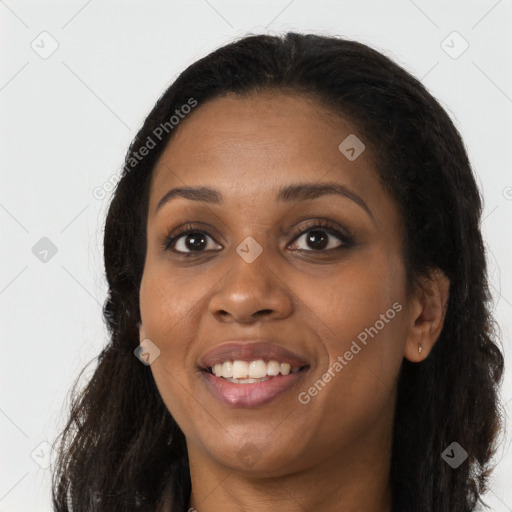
<box><xmin>201</xmin><ymin>361</ymin><xmax>309</xmax><ymax>407</ymax></box>
<box><xmin>198</xmin><ymin>340</ymin><xmax>311</xmax><ymax>407</ymax></box>
<box><xmin>209</xmin><ymin>359</ymin><xmax>303</xmax><ymax>382</ymax></box>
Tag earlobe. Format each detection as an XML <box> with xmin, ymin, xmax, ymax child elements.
<box><xmin>403</xmin><ymin>268</ymin><xmax>450</xmax><ymax>363</ymax></box>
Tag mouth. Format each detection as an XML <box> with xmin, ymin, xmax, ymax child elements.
<box><xmin>198</xmin><ymin>341</ymin><xmax>311</xmax><ymax>407</ymax></box>
<box><xmin>204</xmin><ymin>359</ymin><xmax>307</xmax><ymax>383</ymax></box>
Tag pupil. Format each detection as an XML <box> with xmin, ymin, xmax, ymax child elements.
<box><xmin>307</xmin><ymin>230</ymin><xmax>328</xmax><ymax>250</ymax></box>
<box><xmin>186</xmin><ymin>233</ymin><xmax>207</xmax><ymax>251</ymax></box>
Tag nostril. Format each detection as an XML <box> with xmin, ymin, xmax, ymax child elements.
<box><xmin>255</xmin><ymin>309</ymin><xmax>273</xmax><ymax>317</ymax></box>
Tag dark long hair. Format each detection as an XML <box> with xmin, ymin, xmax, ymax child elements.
<box><xmin>52</xmin><ymin>32</ymin><xmax>504</xmax><ymax>512</ymax></box>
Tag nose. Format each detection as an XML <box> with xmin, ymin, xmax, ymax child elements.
<box><xmin>208</xmin><ymin>246</ymin><xmax>293</xmax><ymax>325</ymax></box>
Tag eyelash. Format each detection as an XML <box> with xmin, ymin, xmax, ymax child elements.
<box><xmin>161</xmin><ymin>219</ymin><xmax>355</xmax><ymax>256</ymax></box>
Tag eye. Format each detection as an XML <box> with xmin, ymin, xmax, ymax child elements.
<box><xmin>288</xmin><ymin>220</ymin><xmax>354</xmax><ymax>252</ymax></box>
<box><xmin>162</xmin><ymin>223</ymin><xmax>222</xmax><ymax>255</ymax></box>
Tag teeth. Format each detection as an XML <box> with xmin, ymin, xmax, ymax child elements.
<box><xmin>221</xmin><ymin>361</ymin><xmax>233</xmax><ymax>378</ymax></box>
<box><xmin>225</xmin><ymin>377</ymin><xmax>271</xmax><ymax>384</ymax></box>
<box><xmin>232</xmin><ymin>360</ymin><xmax>249</xmax><ymax>379</ymax></box>
<box><xmin>267</xmin><ymin>360</ymin><xmax>280</xmax><ymax>376</ymax></box>
<box><xmin>210</xmin><ymin>359</ymin><xmax>302</xmax><ymax>379</ymax></box>
<box><xmin>248</xmin><ymin>360</ymin><xmax>267</xmax><ymax>378</ymax></box>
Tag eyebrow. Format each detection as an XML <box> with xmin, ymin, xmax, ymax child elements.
<box><xmin>155</xmin><ymin>182</ymin><xmax>374</xmax><ymax>220</ymax></box>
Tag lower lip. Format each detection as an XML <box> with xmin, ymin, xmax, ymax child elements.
<box><xmin>201</xmin><ymin>369</ymin><xmax>308</xmax><ymax>407</ymax></box>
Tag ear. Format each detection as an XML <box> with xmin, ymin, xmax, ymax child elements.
<box><xmin>403</xmin><ymin>268</ymin><xmax>450</xmax><ymax>362</ymax></box>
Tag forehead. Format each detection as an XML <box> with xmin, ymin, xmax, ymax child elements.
<box><xmin>148</xmin><ymin>91</ymin><xmax>381</xmax><ymax>212</ymax></box>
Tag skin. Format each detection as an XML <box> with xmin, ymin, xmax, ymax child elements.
<box><xmin>138</xmin><ymin>91</ymin><xmax>450</xmax><ymax>512</ymax></box>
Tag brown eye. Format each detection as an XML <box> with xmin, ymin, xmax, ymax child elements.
<box><xmin>288</xmin><ymin>221</ymin><xmax>354</xmax><ymax>252</ymax></box>
<box><xmin>165</xmin><ymin>230</ymin><xmax>222</xmax><ymax>253</ymax></box>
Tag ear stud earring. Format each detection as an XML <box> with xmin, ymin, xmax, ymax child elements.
<box><xmin>418</xmin><ymin>344</ymin><xmax>423</xmax><ymax>353</ymax></box>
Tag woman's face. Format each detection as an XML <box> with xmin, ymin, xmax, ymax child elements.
<box><xmin>139</xmin><ymin>91</ymin><xmax>415</xmax><ymax>476</ymax></box>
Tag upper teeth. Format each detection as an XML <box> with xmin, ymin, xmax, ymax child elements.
<box><xmin>211</xmin><ymin>360</ymin><xmax>300</xmax><ymax>379</ymax></box>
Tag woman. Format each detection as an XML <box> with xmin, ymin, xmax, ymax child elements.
<box><xmin>52</xmin><ymin>32</ymin><xmax>504</xmax><ymax>512</ymax></box>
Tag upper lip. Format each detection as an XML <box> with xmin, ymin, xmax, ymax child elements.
<box><xmin>199</xmin><ymin>340</ymin><xmax>310</xmax><ymax>369</ymax></box>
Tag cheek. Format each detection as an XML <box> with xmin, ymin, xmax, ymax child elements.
<box><xmin>301</xmin><ymin>250</ymin><xmax>407</xmax><ymax>412</ymax></box>
<box><xmin>306</xmin><ymin>249</ymin><xmax>406</xmax><ymax>348</ymax></box>
<box><xmin>138</xmin><ymin>266</ymin><xmax>215</xmax><ymax>427</ymax></box>
<box><xmin>139</xmin><ymin>263</ymin><xmax>211</xmax><ymax>343</ymax></box>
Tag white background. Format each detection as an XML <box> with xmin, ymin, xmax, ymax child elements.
<box><xmin>1</xmin><ymin>1</ymin><xmax>511</xmax><ymax>511</ymax></box>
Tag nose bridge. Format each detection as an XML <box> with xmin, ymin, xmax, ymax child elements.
<box><xmin>208</xmin><ymin>235</ymin><xmax>292</xmax><ymax>322</ymax></box>
<box><xmin>233</xmin><ymin>236</ymin><xmax>272</xmax><ymax>290</ymax></box>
